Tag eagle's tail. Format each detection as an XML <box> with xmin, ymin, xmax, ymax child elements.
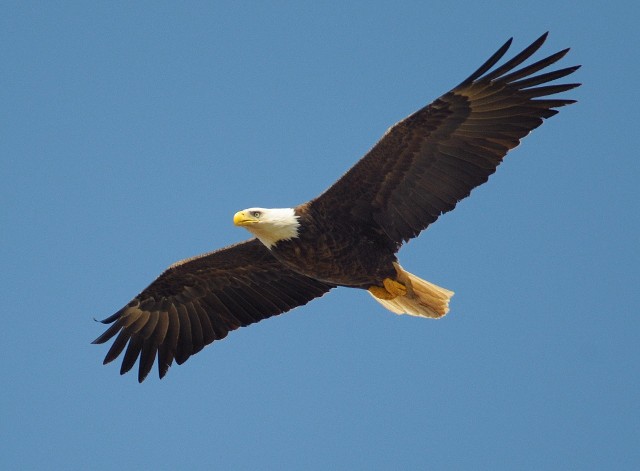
<box><xmin>369</xmin><ymin>263</ymin><xmax>454</xmax><ymax>319</ymax></box>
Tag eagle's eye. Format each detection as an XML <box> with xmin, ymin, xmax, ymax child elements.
<box><xmin>252</xmin><ymin>211</ymin><xmax>261</xmax><ymax>218</ymax></box>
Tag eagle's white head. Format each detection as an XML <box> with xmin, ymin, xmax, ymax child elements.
<box><xmin>233</xmin><ymin>207</ymin><xmax>300</xmax><ymax>248</ymax></box>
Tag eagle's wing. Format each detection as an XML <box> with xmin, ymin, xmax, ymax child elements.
<box><xmin>310</xmin><ymin>32</ymin><xmax>580</xmax><ymax>248</ymax></box>
<box><xmin>93</xmin><ymin>238</ymin><xmax>334</xmax><ymax>382</ymax></box>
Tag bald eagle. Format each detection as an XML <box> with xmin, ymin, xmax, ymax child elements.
<box><xmin>93</xmin><ymin>33</ymin><xmax>580</xmax><ymax>382</ymax></box>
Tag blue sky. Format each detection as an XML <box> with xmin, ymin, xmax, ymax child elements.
<box><xmin>2</xmin><ymin>2</ymin><xmax>639</xmax><ymax>470</ymax></box>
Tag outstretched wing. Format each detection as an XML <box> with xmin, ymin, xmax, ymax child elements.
<box><xmin>93</xmin><ymin>238</ymin><xmax>334</xmax><ymax>382</ymax></box>
<box><xmin>310</xmin><ymin>32</ymin><xmax>580</xmax><ymax>248</ymax></box>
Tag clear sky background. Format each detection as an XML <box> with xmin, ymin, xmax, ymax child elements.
<box><xmin>2</xmin><ymin>2</ymin><xmax>638</xmax><ymax>470</ymax></box>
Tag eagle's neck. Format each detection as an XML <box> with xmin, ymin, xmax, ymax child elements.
<box><xmin>250</xmin><ymin>207</ymin><xmax>300</xmax><ymax>249</ymax></box>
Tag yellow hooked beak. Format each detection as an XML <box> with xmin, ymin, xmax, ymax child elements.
<box><xmin>233</xmin><ymin>210</ymin><xmax>258</xmax><ymax>226</ymax></box>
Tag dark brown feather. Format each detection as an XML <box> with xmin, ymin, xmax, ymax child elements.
<box><xmin>311</xmin><ymin>33</ymin><xmax>580</xmax><ymax>246</ymax></box>
<box><xmin>93</xmin><ymin>239</ymin><xmax>334</xmax><ymax>382</ymax></box>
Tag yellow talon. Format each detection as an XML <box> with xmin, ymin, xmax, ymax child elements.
<box><xmin>383</xmin><ymin>278</ymin><xmax>407</xmax><ymax>297</ymax></box>
<box><xmin>368</xmin><ymin>278</ymin><xmax>407</xmax><ymax>300</ymax></box>
<box><xmin>368</xmin><ymin>285</ymin><xmax>395</xmax><ymax>300</ymax></box>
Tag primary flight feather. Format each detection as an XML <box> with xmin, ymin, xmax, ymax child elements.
<box><xmin>94</xmin><ymin>32</ymin><xmax>580</xmax><ymax>382</ymax></box>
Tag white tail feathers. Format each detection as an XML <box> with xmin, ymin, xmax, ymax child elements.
<box><xmin>369</xmin><ymin>263</ymin><xmax>454</xmax><ymax>319</ymax></box>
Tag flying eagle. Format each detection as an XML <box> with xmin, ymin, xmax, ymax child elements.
<box><xmin>94</xmin><ymin>33</ymin><xmax>580</xmax><ymax>382</ymax></box>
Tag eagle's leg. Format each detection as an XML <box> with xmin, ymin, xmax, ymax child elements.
<box><xmin>368</xmin><ymin>278</ymin><xmax>407</xmax><ymax>300</ymax></box>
